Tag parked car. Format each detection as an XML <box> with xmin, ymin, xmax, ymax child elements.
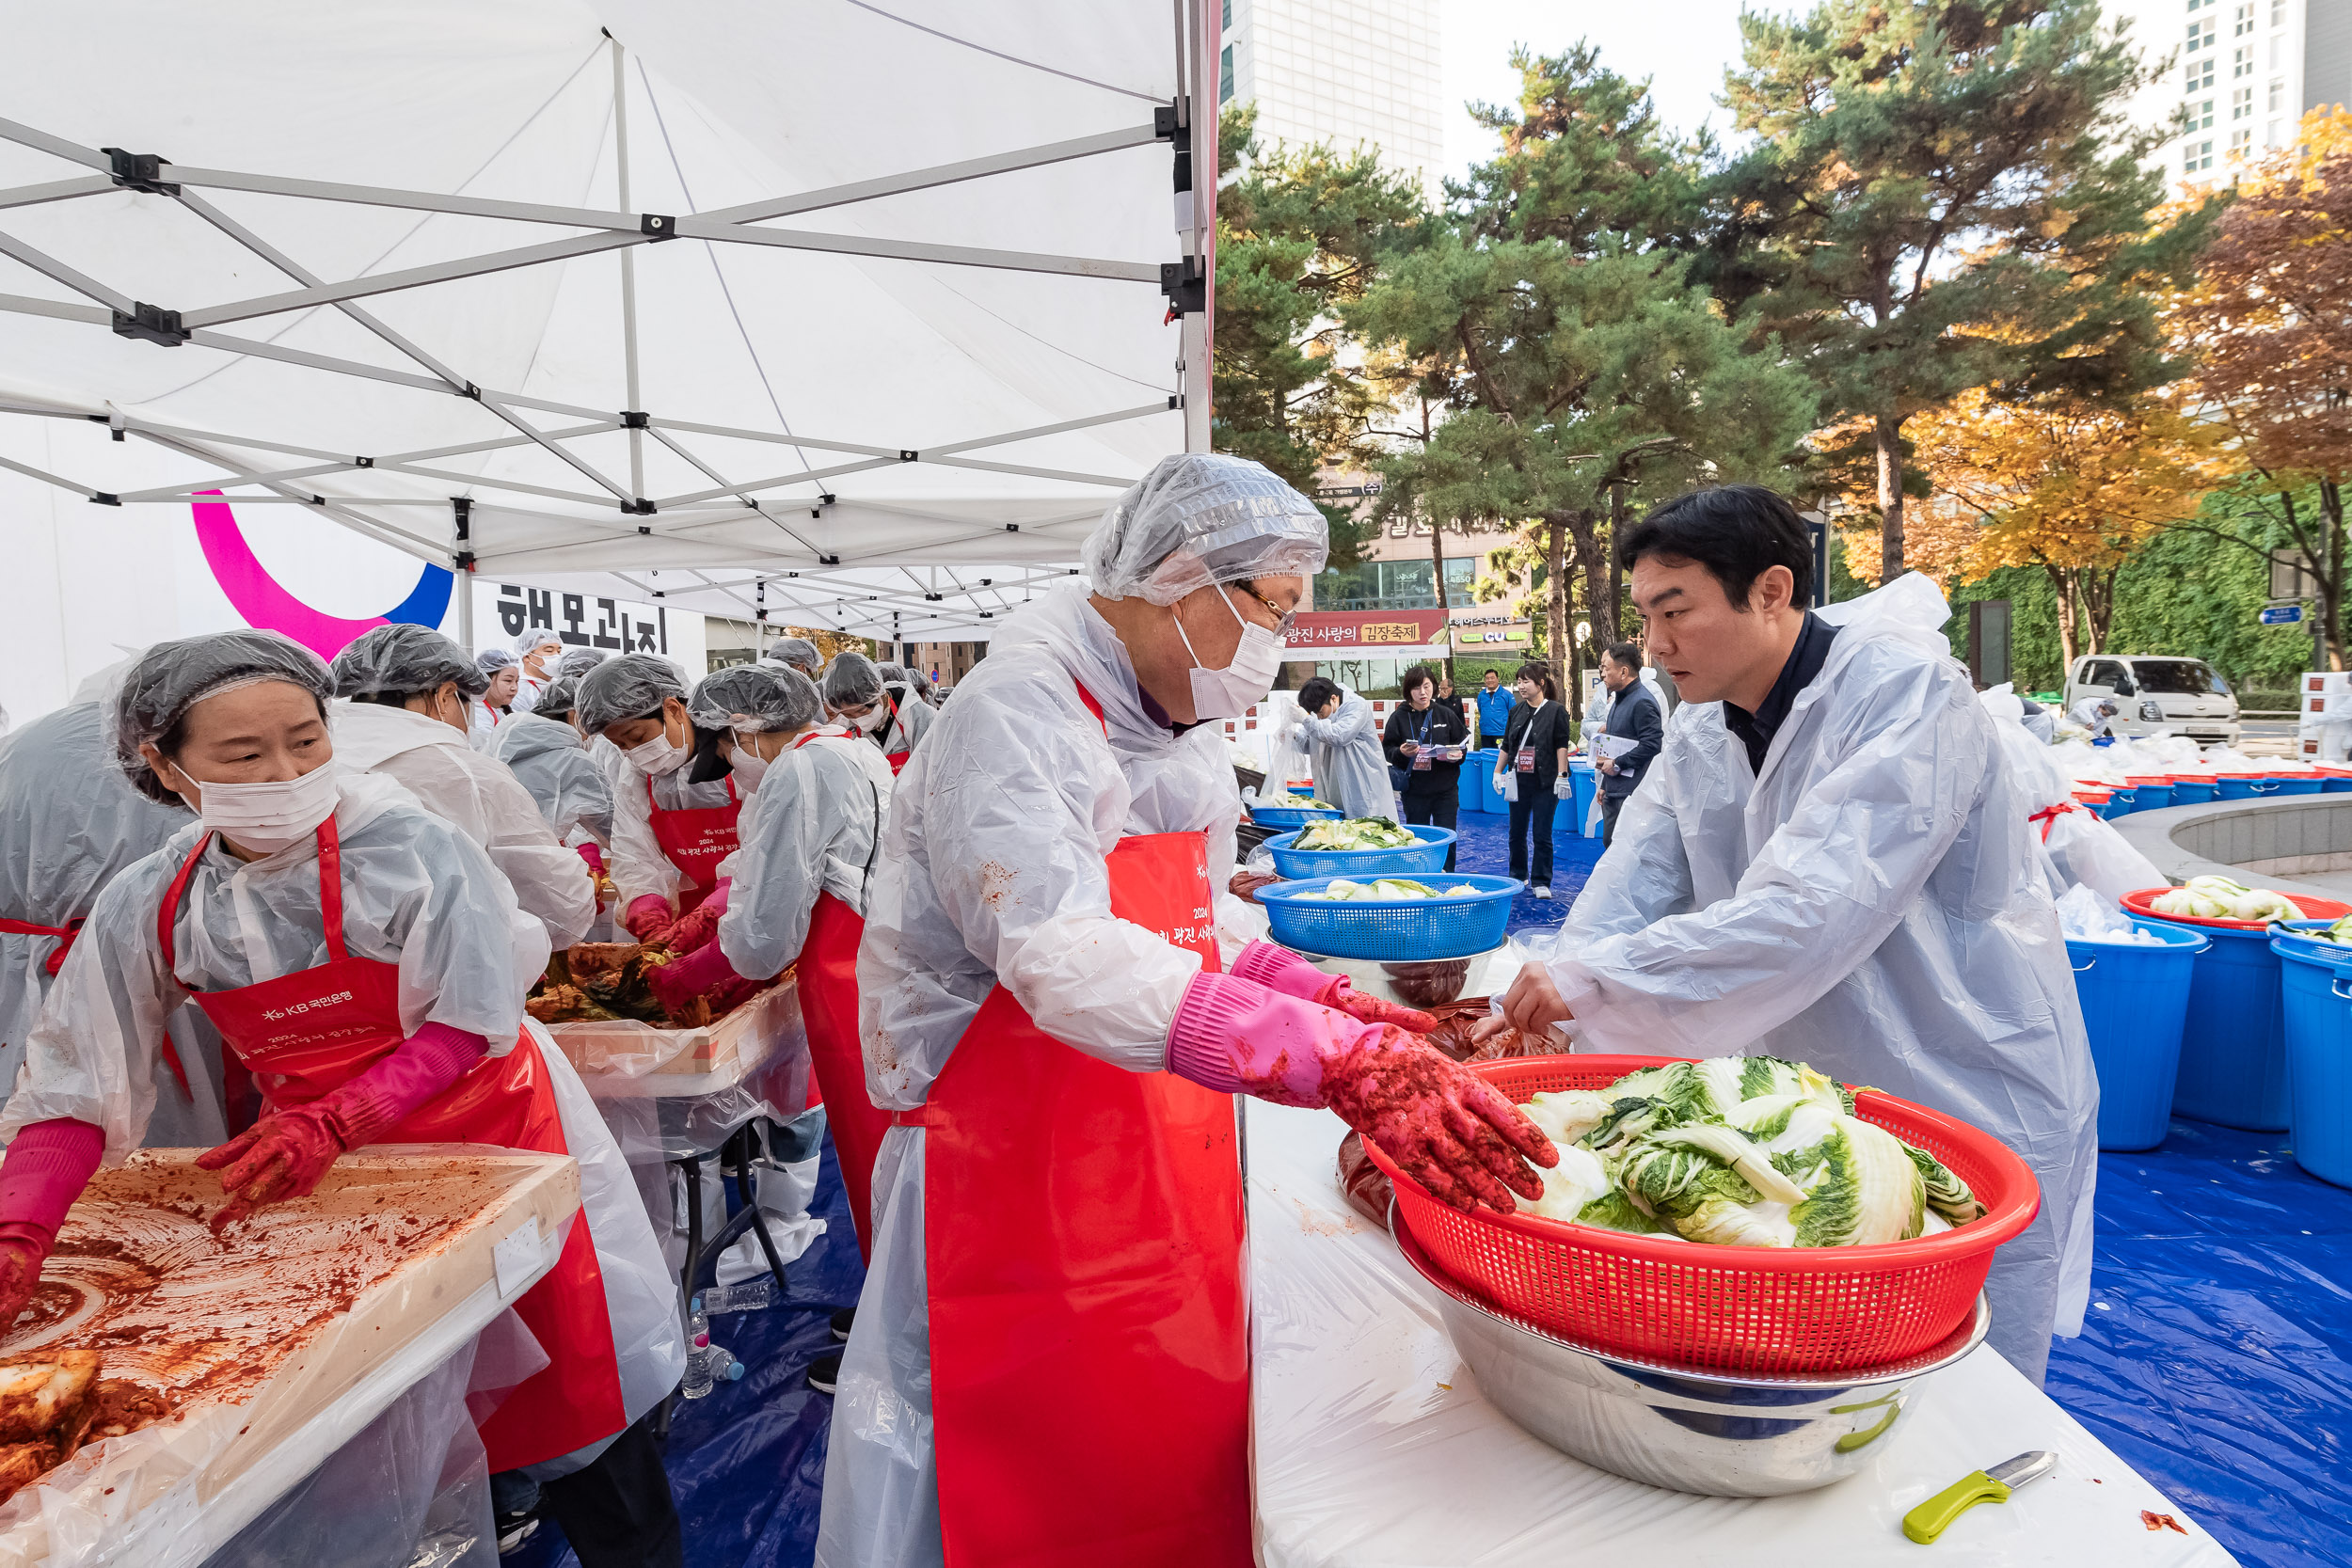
<box><xmin>2062</xmin><ymin>655</ymin><xmax>2240</xmax><ymax>745</ymax></box>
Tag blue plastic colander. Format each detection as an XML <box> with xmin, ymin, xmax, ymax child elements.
<box><xmin>1248</xmin><ymin>800</ymin><xmax>1346</xmax><ymax>830</ymax></box>
<box><xmin>1256</xmin><ymin>874</ymin><xmax>1521</xmax><ymax>959</ymax></box>
<box><xmin>1262</xmin><ymin>824</ymin><xmax>1455</xmax><ymax>879</ymax></box>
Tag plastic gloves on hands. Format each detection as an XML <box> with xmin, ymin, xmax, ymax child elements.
<box><xmin>0</xmin><ymin>1118</ymin><xmax>105</xmax><ymax>1325</ymax></box>
<box><xmin>647</xmin><ymin>938</ymin><xmax>749</xmax><ymax>1019</ymax></box>
<box><xmin>0</xmin><ymin>1227</ymin><xmax>49</xmax><ymax>1333</ymax></box>
<box><xmin>1230</xmin><ymin>941</ymin><xmax>1437</xmax><ymax>1031</ymax></box>
<box><xmin>659</xmin><ymin>881</ymin><xmax>730</xmax><ymax>957</ymax></box>
<box><xmin>623</xmin><ymin>895</ymin><xmax>676</xmax><ymax>946</ymax></box>
<box><xmin>199</xmin><ymin>1023</ymin><xmax>487</xmax><ymax>1230</ymax></box>
<box><xmin>1168</xmin><ymin>973</ymin><xmax>1554</xmax><ymax>1213</ymax></box>
<box><xmin>1554</xmin><ymin>777</ymin><xmax>1574</xmax><ymax>799</ymax></box>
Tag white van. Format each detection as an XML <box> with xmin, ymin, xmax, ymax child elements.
<box><xmin>2062</xmin><ymin>655</ymin><xmax>2240</xmax><ymax>745</ymax></box>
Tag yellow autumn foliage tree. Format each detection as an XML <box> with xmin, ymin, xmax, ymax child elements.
<box><xmin>1904</xmin><ymin>388</ymin><xmax>2217</xmax><ymax>665</ymax></box>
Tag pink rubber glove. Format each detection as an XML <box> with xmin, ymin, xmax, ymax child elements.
<box><xmin>646</xmin><ymin>937</ymin><xmax>744</xmax><ymax>1018</ymax></box>
<box><xmin>660</xmin><ymin>880</ymin><xmax>730</xmax><ymax>958</ymax></box>
<box><xmin>199</xmin><ymin>1022</ymin><xmax>486</xmax><ymax>1230</ymax></box>
<box><xmin>1167</xmin><ymin>973</ymin><xmax>1554</xmax><ymax>1214</ymax></box>
<box><xmin>578</xmin><ymin>843</ymin><xmax>607</xmax><ymax>875</ymax></box>
<box><xmin>623</xmin><ymin>895</ymin><xmax>675</xmax><ymax>945</ymax></box>
<box><xmin>0</xmin><ymin>1119</ymin><xmax>103</xmax><ymax>1325</ymax></box>
<box><xmin>1230</xmin><ymin>940</ymin><xmax>1439</xmax><ymax>1032</ymax></box>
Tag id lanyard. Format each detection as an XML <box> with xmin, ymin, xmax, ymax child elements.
<box><xmin>1409</xmin><ymin>706</ymin><xmax>1436</xmax><ymax>769</ymax></box>
<box><xmin>1516</xmin><ymin>702</ymin><xmax>1540</xmax><ymax>772</ymax></box>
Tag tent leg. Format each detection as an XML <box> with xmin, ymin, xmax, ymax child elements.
<box><xmin>1180</xmin><ymin>310</ymin><xmax>1210</xmax><ymax>452</ymax></box>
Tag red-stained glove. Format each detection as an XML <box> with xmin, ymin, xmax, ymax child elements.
<box><xmin>1230</xmin><ymin>940</ymin><xmax>1438</xmax><ymax>1032</ymax></box>
<box><xmin>623</xmin><ymin>895</ymin><xmax>675</xmax><ymax>946</ymax></box>
<box><xmin>199</xmin><ymin>1023</ymin><xmax>486</xmax><ymax>1230</ymax></box>
<box><xmin>0</xmin><ymin>1116</ymin><xmax>103</xmax><ymax>1323</ymax></box>
<box><xmin>660</xmin><ymin>881</ymin><xmax>730</xmax><ymax>957</ymax></box>
<box><xmin>0</xmin><ymin>1228</ymin><xmax>48</xmax><ymax>1333</ymax></box>
<box><xmin>646</xmin><ymin>938</ymin><xmax>742</xmax><ymax>1018</ymax></box>
<box><xmin>1165</xmin><ymin>973</ymin><xmax>1554</xmax><ymax>1214</ymax></box>
<box><xmin>577</xmin><ymin>842</ymin><xmax>607</xmax><ymax>876</ymax></box>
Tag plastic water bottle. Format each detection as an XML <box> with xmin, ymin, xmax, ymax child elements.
<box><xmin>700</xmin><ymin>1277</ymin><xmax>775</xmax><ymax>1315</ymax></box>
<box><xmin>679</xmin><ymin>1308</ymin><xmax>714</xmax><ymax>1400</ymax></box>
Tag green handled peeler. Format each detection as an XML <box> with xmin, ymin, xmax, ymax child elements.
<box><xmin>1903</xmin><ymin>1450</ymin><xmax>2057</xmax><ymax>1544</ymax></box>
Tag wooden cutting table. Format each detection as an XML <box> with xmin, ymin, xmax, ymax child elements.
<box><xmin>0</xmin><ymin>1148</ymin><xmax>575</xmax><ymax>1568</ymax></box>
<box><xmin>1245</xmin><ymin>1101</ymin><xmax>2238</xmax><ymax>1567</ymax></box>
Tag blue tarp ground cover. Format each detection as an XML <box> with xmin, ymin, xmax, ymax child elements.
<box><xmin>519</xmin><ymin>818</ymin><xmax>2352</xmax><ymax>1568</ymax></box>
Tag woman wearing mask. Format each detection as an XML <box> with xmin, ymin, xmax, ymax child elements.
<box><xmin>330</xmin><ymin>625</ymin><xmax>595</xmax><ymax>950</ymax></box>
<box><xmin>642</xmin><ymin>666</ymin><xmax>896</xmax><ymax>1264</ymax></box>
<box><xmin>577</xmin><ymin>657</ymin><xmax>746</xmax><ymax>945</ymax></box>
<box><xmin>0</xmin><ymin>630</ymin><xmax>685</xmax><ymax>1567</ymax></box>
<box><xmin>817</xmin><ymin>455</ymin><xmax>1549</xmax><ymax>1568</ymax></box>
<box><xmin>822</xmin><ymin>653</ymin><xmax>932</xmax><ymax>771</ymax></box>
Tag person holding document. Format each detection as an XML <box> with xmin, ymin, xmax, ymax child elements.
<box><xmin>1592</xmin><ymin>642</ymin><xmax>1663</xmax><ymax>846</ymax></box>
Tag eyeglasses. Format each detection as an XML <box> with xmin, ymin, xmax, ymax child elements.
<box><xmin>1227</xmin><ymin>579</ymin><xmax>1296</xmax><ymax>636</ymax></box>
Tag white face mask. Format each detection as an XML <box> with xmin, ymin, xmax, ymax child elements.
<box><xmin>847</xmin><ymin>706</ymin><xmax>886</xmax><ymax>736</ymax></box>
<box><xmin>730</xmin><ymin>740</ymin><xmax>771</xmax><ymax>792</ymax></box>
<box><xmin>1177</xmin><ymin>586</ymin><xmax>1285</xmax><ymax>721</ymax></box>
<box><xmin>626</xmin><ymin>731</ymin><xmax>691</xmax><ymax>777</ymax></box>
<box><xmin>190</xmin><ymin>761</ymin><xmax>342</xmax><ymax>856</ymax></box>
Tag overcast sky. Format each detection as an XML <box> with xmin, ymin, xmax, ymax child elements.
<box><xmin>1438</xmin><ymin>0</ymin><xmax>1765</xmax><ymax>180</ymax></box>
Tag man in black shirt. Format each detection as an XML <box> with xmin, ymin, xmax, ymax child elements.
<box><xmin>1592</xmin><ymin>643</ymin><xmax>1664</xmax><ymax>847</ymax></box>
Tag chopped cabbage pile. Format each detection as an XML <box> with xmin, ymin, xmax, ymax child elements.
<box><xmin>1515</xmin><ymin>1056</ymin><xmax>1988</xmax><ymax>1248</ymax></box>
<box><xmin>1297</xmin><ymin>878</ymin><xmax>1484</xmax><ymax>901</ymax></box>
<box><xmin>1293</xmin><ymin>816</ymin><xmax>1417</xmax><ymax>851</ymax></box>
<box><xmin>1259</xmin><ymin>795</ymin><xmax>1336</xmax><ymax>810</ymax></box>
<box><xmin>2150</xmin><ymin>876</ymin><xmax>2300</xmax><ymax>922</ymax></box>
<box><xmin>2295</xmin><ymin>913</ymin><xmax>2352</xmax><ymax>945</ymax></box>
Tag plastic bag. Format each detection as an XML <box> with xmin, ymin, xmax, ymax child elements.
<box><xmin>2055</xmin><ymin>884</ymin><xmax>2162</xmax><ymax>945</ymax></box>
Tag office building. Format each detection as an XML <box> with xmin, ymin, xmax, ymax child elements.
<box><xmin>1216</xmin><ymin>0</ymin><xmax>1445</xmax><ymax>189</ymax></box>
<box><xmin>2108</xmin><ymin>0</ymin><xmax>2348</xmax><ymax>190</ymax></box>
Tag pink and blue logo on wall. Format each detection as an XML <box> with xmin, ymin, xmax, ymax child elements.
<box><xmin>192</xmin><ymin>491</ymin><xmax>454</xmax><ymax>661</ymax></box>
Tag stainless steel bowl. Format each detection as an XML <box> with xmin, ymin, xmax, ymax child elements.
<box><xmin>1392</xmin><ymin>1205</ymin><xmax>1992</xmax><ymax>1497</ymax></box>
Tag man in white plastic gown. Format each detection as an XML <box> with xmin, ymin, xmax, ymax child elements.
<box><xmin>0</xmin><ymin>697</ymin><xmax>225</xmax><ymax>1145</ymax></box>
<box><xmin>329</xmin><ymin>625</ymin><xmax>596</xmax><ymax>950</ymax></box>
<box><xmin>761</xmin><ymin>637</ymin><xmax>822</xmax><ymax>680</ymax></box>
<box><xmin>822</xmin><ymin>652</ymin><xmax>933</xmax><ymax>766</ymax></box>
<box><xmin>0</xmin><ymin>630</ymin><xmax>685</xmax><ymax>1567</ymax></box>
<box><xmin>817</xmin><ymin>454</ymin><xmax>1557</xmax><ymax>1568</ymax></box>
<box><xmin>2068</xmin><ymin>695</ymin><xmax>2122</xmax><ymax>740</ymax></box>
<box><xmin>486</xmin><ymin>676</ymin><xmax>615</xmax><ymax>848</ymax></box>
<box><xmin>510</xmin><ymin>627</ymin><xmax>566</xmax><ymax>715</ymax></box>
<box><xmin>1479</xmin><ymin>485</ymin><xmax>2098</xmax><ymax>1386</ymax></box>
<box><xmin>1295</xmin><ymin>674</ymin><xmax>1393</xmax><ymax>817</ymax></box>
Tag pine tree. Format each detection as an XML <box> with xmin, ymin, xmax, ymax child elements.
<box><xmin>1711</xmin><ymin>0</ymin><xmax>2205</xmax><ymax>581</ymax></box>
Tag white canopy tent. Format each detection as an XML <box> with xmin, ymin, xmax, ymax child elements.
<box><xmin>0</xmin><ymin>0</ymin><xmax>1217</xmax><ymax>661</ymax></box>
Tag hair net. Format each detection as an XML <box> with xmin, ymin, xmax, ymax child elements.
<box><xmin>552</xmin><ymin>647</ymin><xmax>606</xmax><ymax>680</ymax></box>
<box><xmin>577</xmin><ymin>654</ymin><xmax>688</xmax><ymax>733</ymax></box>
<box><xmin>331</xmin><ymin>624</ymin><xmax>491</xmax><ymax>701</ymax></box>
<box><xmin>512</xmin><ymin>626</ymin><xmax>564</xmax><ymax>657</ymax></box>
<box><xmin>877</xmin><ymin>661</ymin><xmax>910</xmax><ymax>686</ymax></box>
<box><xmin>114</xmin><ymin>630</ymin><xmax>336</xmax><ymax>802</ymax></box>
<box><xmin>764</xmin><ymin>637</ymin><xmax>820</xmax><ymax>675</ymax></box>
<box><xmin>533</xmin><ymin>676</ymin><xmax>580</xmax><ymax>720</ymax></box>
<box><xmin>689</xmin><ymin>665</ymin><xmax>823</xmax><ymax>735</ymax></box>
<box><xmin>822</xmin><ymin>650</ymin><xmax>884</xmax><ymax>711</ymax></box>
<box><xmin>475</xmin><ymin>647</ymin><xmax>518</xmax><ymax>675</ymax></box>
<box><xmin>1083</xmin><ymin>453</ymin><xmax>1327</xmax><ymax>606</ymax></box>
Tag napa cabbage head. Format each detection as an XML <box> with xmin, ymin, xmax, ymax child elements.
<box><xmin>1786</xmin><ymin>1116</ymin><xmax>1928</xmax><ymax>1246</ymax></box>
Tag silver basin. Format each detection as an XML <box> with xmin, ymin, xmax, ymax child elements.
<box><xmin>1392</xmin><ymin>1205</ymin><xmax>1992</xmax><ymax>1497</ymax></box>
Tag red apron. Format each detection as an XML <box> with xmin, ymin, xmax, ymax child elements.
<box><xmin>785</xmin><ymin>730</ymin><xmax>894</xmax><ymax>1259</ymax></box>
<box><xmin>645</xmin><ymin>773</ymin><xmax>741</xmax><ymax>913</ymax></box>
<box><xmin>897</xmin><ymin>683</ymin><xmax>1251</xmax><ymax>1568</ymax></box>
<box><xmin>158</xmin><ymin>819</ymin><xmax>627</xmax><ymax>1471</ymax></box>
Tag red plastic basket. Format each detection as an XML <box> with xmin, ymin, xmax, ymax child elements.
<box><xmin>1363</xmin><ymin>1055</ymin><xmax>2041</xmax><ymax>1375</ymax></box>
<box><xmin>2122</xmin><ymin>886</ymin><xmax>2350</xmax><ymax>930</ymax></box>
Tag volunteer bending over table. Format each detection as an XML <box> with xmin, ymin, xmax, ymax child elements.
<box><xmin>1479</xmin><ymin>484</ymin><xmax>2097</xmax><ymax>1386</ymax></box>
<box><xmin>578</xmin><ymin>656</ymin><xmax>748</xmax><ymax>945</ymax></box>
<box><xmin>817</xmin><ymin>454</ymin><xmax>1553</xmax><ymax>1568</ymax></box>
<box><xmin>761</xmin><ymin>637</ymin><xmax>822</xmax><ymax>680</ymax></box>
<box><xmin>0</xmin><ymin>690</ymin><xmax>229</xmax><ymax>1145</ymax></box>
<box><xmin>642</xmin><ymin>666</ymin><xmax>897</xmax><ymax>1257</ymax></box>
<box><xmin>329</xmin><ymin>624</ymin><xmax>595</xmax><ymax>950</ymax></box>
<box><xmin>0</xmin><ymin>630</ymin><xmax>686</xmax><ymax>1566</ymax></box>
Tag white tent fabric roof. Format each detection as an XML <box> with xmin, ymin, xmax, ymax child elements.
<box><xmin>0</xmin><ymin>0</ymin><xmax>1216</xmax><ymax>641</ymax></box>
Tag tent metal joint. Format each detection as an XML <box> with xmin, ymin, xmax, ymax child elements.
<box><xmin>898</xmin><ymin>449</ymin><xmax>917</xmax><ymax>461</ymax></box>
<box><xmin>620</xmin><ymin>410</ymin><xmax>649</xmax><ymax>429</ymax></box>
<box><xmin>1159</xmin><ymin>257</ymin><xmax>1203</xmax><ymax>317</ymax></box>
<box><xmin>640</xmin><ymin>213</ymin><xmax>675</xmax><ymax>240</ymax></box>
<box><xmin>88</xmin><ymin>491</ymin><xmax>119</xmax><ymax>506</ymax></box>
<box><xmin>110</xmin><ymin>302</ymin><xmax>187</xmax><ymax>346</ymax></box>
<box><xmin>624</xmin><ymin>497</ymin><xmax>657</xmax><ymax>515</ymax></box>
<box><xmin>102</xmin><ymin>148</ymin><xmax>178</xmax><ymax>196</ymax></box>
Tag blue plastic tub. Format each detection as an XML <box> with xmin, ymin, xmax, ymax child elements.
<box><xmin>2141</xmin><ymin>912</ymin><xmax>2296</xmax><ymax>1130</ymax></box>
<box><xmin>2273</xmin><ymin>934</ymin><xmax>2352</xmax><ymax>1188</ymax></box>
<box><xmin>2276</xmin><ymin>775</ymin><xmax>2326</xmax><ymax>796</ymax></box>
<box><xmin>1263</xmin><ymin>823</ymin><xmax>1455</xmax><ymax>879</ymax></box>
<box><xmin>1257</xmin><ymin>873</ymin><xmax>1522</xmax><ymax>959</ymax></box>
<box><xmin>1248</xmin><ymin>800</ymin><xmax>1345</xmax><ymax>830</ymax></box>
<box><xmin>2217</xmin><ymin>776</ymin><xmax>2282</xmax><ymax>801</ymax></box>
<box><xmin>2324</xmin><ymin>772</ymin><xmax>2352</xmax><ymax>794</ymax></box>
<box><xmin>1558</xmin><ymin>762</ymin><xmax>1597</xmax><ymax>839</ymax></box>
<box><xmin>2100</xmin><ymin>788</ymin><xmax>2137</xmax><ymax>819</ymax></box>
<box><xmin>2123</xmin><ymin>782</ymin><xmax>2175</xmax><ymax>812</ymax></box>
<box><xmin>2066</xmin><ymin>918</ymin><xmax>2209</xmax><ymax>1150</ymax></box>
<box><xmin>2168</xmin><ymin>777</ymin><xmax>2218</xmax><ymax>806</ymax></box>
